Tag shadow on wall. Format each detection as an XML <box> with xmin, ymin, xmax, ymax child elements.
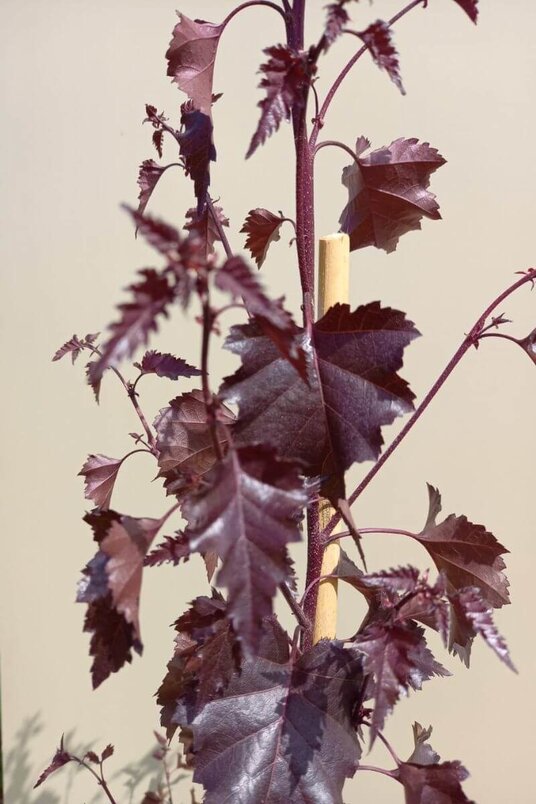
<box><xmin>2</xmin><ymin>713</ymin><xmax>195</xmax><ymax>804</ymax></box>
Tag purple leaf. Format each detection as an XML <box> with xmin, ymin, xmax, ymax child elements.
<box><xmin>185</xmin><ymin>204</ymin><xmax>229</xmax><ymax>257</ymax></box>
<box><xmin>192</xmin><ymin>639</ymin><xmax>363</xmax><ymax>803</ymax></box>
<box><xmin>452</xmin><ymin>0</ymin><xmax>478</xmax><ymax>23</ymax></box>
<box><xmin>324</xmin><ymin>3</ymin><xmax>351</xmax><ymax>49</ymax></box>
<box><xmin>449</xmin><ymin>586</ymin><xmax>515</xmax><ymax>670</ymax></box>
<box><xmin>34</xmin><ymin>737</ymin><xmax>72</xmax><ymax>788</ymax></box>
<box><xmin>179</xmin><ymin>103</ymin><xmax>216</xmax><ymax>213</ymax></box>
<box><xmin>360</xmin><ymin>20</ymin><xmax>405</xmax><ymax>94</ymax></box>
<box><xmin>395</xmin><ymin>759</ymin><xmax>474</xmax><ymax>803</ymax></box>
<box><xmin>354</xmin><ymin>621</ymin><xmax>449</xmax><ymax>743</ymax></box>
<box><xmin>240</xmin><ymin>208</ymin><xmax>286</xmax><ymax>268</ymax></box>
<box><xmin>101</xmin><ymin>744</ymin><xmax>114</xmax><ymax>761</ymax></box>
<box><xmin>339</xmin><ymin>137</ymin><xmax>446</xmax><ymax>253</ymax></box>
<box><xmin>221</xmin><ymin>302</ymin><xmax>418</xmax><ymax>500</ymax></box>
<box><xmin>183</xmin><ymin>445</ymin><xmax>310</xmax><ymax>654</ymax></box>
<box><xmin>144</xmin><ymin>533</ymin><xmax>190</xmax><ymax>567</ymax></box>
<box><xmin>415</xmin><ymin>486</ymin><xmax>510</xmax><ymax>610</ymax></box>
<box><xmin>166</xmin><ymin>14</ymin><xmax>224</xmax><ymax>115</ymax></box>
<box><xmin>154</xmin><ymin>389</ymin><xmax>234</xmax><ymax>496</ymax></box>
<box><xmin>137</xmin><ymin>159</ymin><xmax>168</xmax><ymax>218</ymax></box>
<box><xmin>79</xmin><ymin>454</ymin><xmax>123</xmax><ymax>510</ymax></box>
<box><xmin>247</xmin><ymin>45</ymin><xmax>317</xmax><ymax>158</ymax></box>
<box><xmin>407</xmin><ymin>722</ymin><xmax>441</xmax><ymax>766</ymax></box>
<box><xmin>52</xmin><ymin>332</ymin><xmax>98</xmax><ymax>364</ymax></box>
<box><xmin>518</xmin><ymin>326</ymin><xmax>536</xmax><ymax>364</ymax></box>
<box><xmin>136</xmin><ymin>350</ymin><xmax>201</xmax><ymax>380</ymax></box>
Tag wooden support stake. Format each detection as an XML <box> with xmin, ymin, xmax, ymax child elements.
<box><xmin>312</xmin><ymin>233</ymin><xmax>350</xmax><ymax>644</ymax></box>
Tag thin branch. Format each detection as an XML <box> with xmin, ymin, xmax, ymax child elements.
<box><xmin>70</xmin><ymin>757</ymin><xmax>118</xmax><ymax>804</ymax></box>
<box><xmin>357</xmin><ymin>765</ymin><xmax>396</xmax><ymax>778</ymax></box>
<box><xmin>280</xmin><ymin>582</ymin><xmax>311</xmax><ymax>631</ymax></box>
<box><xmin>320</xmin><ymin>268</ymin><xmax>536</xmax><ymax>541</ymax></box>
<box><xmin>361</xmin><ymin>721</ymin><xmax>402</xmax><ymax>766</ymax></box>
<box><xmin>323</xmin><ymin>527</ymin><xmax>416</xmax><ymax>546</ymax></box>
<box><xmin>477</xmin><ymin>331</ymin><xmax>522</xmax><ymax>347</ymax></box>
<box><xmin>314</xmin><ymin>140</ymin><xmax>360</xmax><ymax>165</ymax></box>
<box><xmin>222</xmin><ymin>0</ymin><xmax>287</xmax><ymax>29</ymax></box>
<box><xmin>158</xmin><ymin>501</ymin><xmax>181</xmax><ymax>528</ymax></box>
<box><xmin>310</xmin><ymin>0</ymin><xmax>427</xmax><ymax>147</ymax></box>
<box><xmin>200</xmin><ymin>297</ymin><xmax>224</xmax><ymax>461</ymax></box>
<box><xmin>300</xmin><ymin>572</ymin><xmax>340</xmax><ymax>609</ymax></box>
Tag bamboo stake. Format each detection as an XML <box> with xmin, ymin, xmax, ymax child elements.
<box><xmin>312</xmin><ymin>233</ymin><xmax>350</xmax><ymax>644</ymax></box>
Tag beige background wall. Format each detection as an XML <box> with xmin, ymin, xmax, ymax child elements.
<box><xmin>1</xmin><ymin>1</ymin><xmax>535</xmax><ymax>801</ymax></box>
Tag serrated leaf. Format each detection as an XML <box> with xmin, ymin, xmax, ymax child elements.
<box><xmin>185</xmin><ymin>204</ymin><xmax>229</xmax><ymax>257</ymax></box>
<box><xmin>449</xmin><ymin>587</ymin><xmax>515</xmax><ymax>670</ymax></box>
<box><xmin>240</xmin><ymin>208</ymin><xmax>285</xmax><ymax>268</ymax></box>
<box><xmin>84</xmin><ymin>750</ymin><xmax>99</xmax><ymax>764</ymax></box>
<box><xmin>137</xmin><ymin>350</ymin><xmax>201</xmax><ymax>380</ymax></box>
<box><xmin>215</xmin><ymin>256</ymin><xmax>307</xmax><ymax>379</ymax></box>
<box><xmin>360</xmin><ymin>20</ymin><xmax>405</xmax><ymax>94</ymax></box>
<box><xmin>52</xmin><ymin>333</ymin><xmax>98</xmax><ymax>364</ymax></box>
<box><xmin>101</xmin><ymin>744</ymin><xmax>114</xmax><ymax>761</ymax></box>
<box><xmin>339</xmin><ymin>137</ymin><xmax>446</xmax><ymax>253</ymax></box>
<box><xmin>354</xmin><ymin>621</ymin><xmax>449</xmax><ymax>743</ymax></box>
<box><xmin>395</xmin><ymin>759</ymin><xmax>474</xmax><ymax>803</ymax></box>
<box><xmin>415</xmin><ymin>491</ymin><xmax>510</xmax><ymax>610</ymax></box>
<box><xmin>34</xmin><ymin>738</ymin><xmax>72</xmax><ymax>788</ymax></box>
<box><xmin>154</xmin><ymin>389</ymin><xmax>234</xmax><ymax>496</ymax></box>
<box><xmin>144</xmin><ymin>533</ymin><xmax>190</xmax><ymax>567</ymax></box>
<box><xmin>88</xmin><ymin>268</ymin><xmax>176</xmax><ymax>389</ymax></box>
<box><xmin>221</xmin><ymin>302</ymin><xmax>418</xmax><ymax>500</ymax></box>
<box><xmin>137</xmin><ymin>159</ymin><xmax>168</xmax><ymax>218</ymax></box>
<box><xmin>192</xmin><ymin>639</ymin><xmax>363</xmax><ymax>803</ymax></box>
<box><xmin>183</xmin><ymin>446</ymin><xmax>310</xmax><ymax>654</ymax></box>
<box><xmin>247</xmin><ymin>45</ymin><xmax>317</xmax><ymax>158</ymax></box>
<box><xmin>79</xmin><ymin>454</ymin><xmax>123</xmax><ymax>510</ymax></box>
<box><xmin>166</xmin><ymin>14</ymin><xmax>223</xmax><ymax>115</ymax></box>
<box><xmin>407</xmin><ymin>723</ymin><xmax>440</xmax><ymax>766</ymax></box>
<box><xmin>324</xmin><ymin>3</ymin><xmax>351</xmax><ymax>49</ymax></box>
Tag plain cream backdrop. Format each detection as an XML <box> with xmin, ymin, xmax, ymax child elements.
<box><xmin>2</xmin><ymin>1</ymin><xmax>535</xmax><ymax>801</ymax></box>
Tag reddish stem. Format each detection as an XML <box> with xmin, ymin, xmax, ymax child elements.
<box><xmin>222</xmin><ymin>0</ymin><xmax>286</xmax><ymax>29</ymax></box>
<box><xmin>321</xmin><ymin>269</ymin><xmax>536</xmax><ymax>541</ymax></box>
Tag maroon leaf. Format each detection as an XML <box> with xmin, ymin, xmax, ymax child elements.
<box><xmin>339</xmin><ymin>137</ymin><xmax>446</xmax><ymax>253</ymax></box>
<box><xmin>77</xmin><ymin>512</ymin><xmax>159</xmax><ymax>687</ymax></box>
<box><xmin>185</xmin><ymin>204</ymin><xmax>229</xmax><ymax>257</ymax></box>
<box><xmin>449</xmin><ymin>587</ymin><xmax>515</xmax><ymax>670</ymax></box>
<box><xmin>415</xmin><ymin>486</ymin><xmax>510</xmax><ymax>609</ymax></box>
<box><xmin>179</xmin><ymin>103</ymin><xmax>216</xmax><ymax>213</ymax></box>
<box><xmin>354</xmin><ymin>621</ymin><xmax>448</xmax><ymax>743</ymax></box>
<box><xmin>395</xmin><ymin>759</ymin><xmax>474</xmax><ymax>804</ymax></box>
<box><xmin>324</xmin><ymin>3</ymin><xmax>351</xmax><ymax>49</ymax></box>
<box><xmin>360</xmin><ymin>21</ymin><xmax>405</xmax><ymax>94</ymax></box>
<box><xmin>153</xmin><ymin>129</ymin><xmax>164</xmax><ymax>158</ymax></box>
<box><xmin>452</xmin><ymin>0</ymin><xmax>478</xmax><ymax>23</ymax></box>
<box><xmin>88</xmin><ymin>268</ymin><xmax>177</xmax><ymax>389</ymax></box>
<box><xmin>144</xmin><ymin>533</ymin><xmax>190</xmax><ymax>567</ymax></box>
<box><xmin>52</xmin><ymin>332</ymin><xmax>98</xmax><ymax>364</ymax></box>
<box><xmin>84</xmin><ymin>750</ymin><xmax>99</xmax><ymax>764</ymax></box>
<box><xmin>166</xmin><ymin>14</ymin><xmax>224</xmax><ymax>115</ymax></box>
<box><xmin>247</xmin><ymin>45</ymin><xmax>317</xmax><ymax>158</ymax></box>
<box><xmin>137</xmin><ymin>160</ymin><xmax>168</xmax><ymax>218</ymax></box>
<box><xmin>34</xmin><ymin>737</ymin><xmax>72</xmax><ymax>788</ymax></box>
<box><xmin>136</xmin><ymin>350</ymin><xmax>201</xmax><ymax>380</ymax></box>
<box><xmin>407</xmin><ymin>722</ymin><xmax>441</xmax><ymax>766</ymax></box>
<box><xmin>79</xmin><ymin>454</ymin><xmax>123</xmax><ymax>510</ymax></box>
<box><xmin>221</xmin><ymin>302</ymin><xmax>418</xmax><ymax>500</ymax></box>
<box><xmin>154</xmin><ymin>389</ymin><xmax>234</xmax><ymax>496</ymax></box>
<box><xmin>518</xmin><ymin>326</ymin><xmax>536</xmax><ymax>364</ymax></box>
<box><xmin>240</xmin><ymin>208</ymin><xmax>286</xmax><ymax>268</ymax></box>
<box><xmin>101</xmin><ymin>744</ymin><xmax>114</xmax><ymax>761</ymax></box>
<box><xmin>192</xmin><ymin>638</ymin><xmax>363</xmax><ymax>803</ymax></box>
<box><xmin>183</xmin><ymin>446</ymin><xmax>310</xmax><ymax>654</ymax></box>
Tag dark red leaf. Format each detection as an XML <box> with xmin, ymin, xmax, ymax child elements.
<box><xmin>34</xmin><ymin>737</ymin><xmax>72</xmax><ymax>788</ymax></box>
<box><xmin>154</xmin><ymin>389</ymin><xmax>234</xmax><ymax>496</ymax></box>
<box><xmin>449</xmin><ymin>587</ymin><xmax>515</xmax><ymax>670</ymax></box>
<box><xmin>84</xmin><ymin>750</ymin><xmax>99</xmax><ymax>764</ymax></box>
<box><xmin>360</xmin><ymin>21</ymin><xmax>405</xmax><ymax>94</ymax></box>
<box><xmin>247</xmin><ymin>45</ymin><xmax>317</xmax><ymax>158</ymax></box>
<box><xmin>166</xmin><ymin>14</ymin><xmax>224</xmax><ymax>115</ymax></box>
<box><xmin>395</xmin><ymin>759</ymin><xmax>474</xmax><ymax>803</ymax></box>
<box><xmin>452</xmin><ymin>0</ymin><xmax>478</xmax><ymax>23</ymax></box>
<box><xmin>153</xmin><ymin>129</ymin><xmax>164</xmax><ymax>158</ymax></box>
<box><xmin>185</xmin><ymin>204</ymin><xmax>229</xmax><ymax>257</ymax></box>
<box><xmin>101</xmin><ymin>744</ymin><xmax>114</xmax><ymax>761</ymax></box>
<box><xmin>77</xmin><ymin>512</ymin><xmax>159</xmax><ymax>687</ymax></box>
<box><xmin>88</xmin><ymin>268</ymin><xmax>176</xmax><ymax>389</ymax></box>
<box><xmin>240</xmin><ymin>208</ymin><xmax>286</xmax><ymax>268</ymax></box>
<box><xmin>415</xmin><ymin>486</ymin><xmax>510</xmax><ymax>610</ymax></box>
<box><xmin>179</xmin><ymin>104</ymin><xmax>216</xmax><ymax>213</ymax></box>
<box><xmin>144</xmin><ymin>533</ymin><xmax>190</xmax><ymax>567</ymax></box>
<box><xmin>52</xmin><ymin>332</ymin><xmax>98</xmax><ymax>364</ymax></box>
<box><xmin>137</xmin><ymin>159</ymin><xmax>168</xmax><ymax>218</ymax></box>
<box><xmin>79</xmin><ymin>454</ymin><xmax>123</xmax><ymax>510</ymax></box>
<box><xmin>324</xmin><ymin>3</ymin><xmax>351</xmax><ymax>49</ymax></box>
<box><xmin>354</xmin><ymin>621</ymin><xmax>449</xmax><ymax>743</ymax></box>
<box><xmin>192</xmin><ymin>639</ymin><xmax>363</xmax><ymax>803</ymax></box>
<box><xmin>339</xmin><ymin>137</ymin><xmax>446</xmax><ymax>253</ymax></box>
<box><xmin>136</xmin><ymin>350</ymin><xmax>201</xmax><ymax>380</ymax></box>
<box><xmin>221</xmin><ymin>302</ymin><xmax>418</xmax><ymax>500</ymax></box>
<box><xmin>183</xmin><ymin>446</ymin><xmax>310</xmax><ymax>654</ymax></box>
<box><xmin>407</xmin><ymin>722</ymin><xmax>441</xmax><ymax>766</ymax></box>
